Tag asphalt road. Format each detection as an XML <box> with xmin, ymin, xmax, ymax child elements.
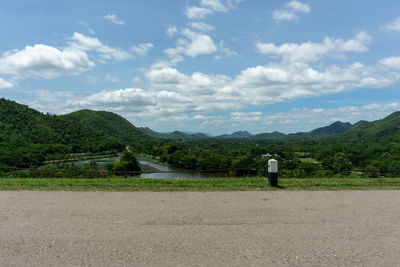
<box><xmin>1</xmin><ymin>190</ymin><xmax>400</xmax><ymax>266</ymax></box>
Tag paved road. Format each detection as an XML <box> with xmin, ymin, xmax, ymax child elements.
<box><xmin>1</xmin><ymin>190</ymin><xmax>400</xmax><ymax>266</ymax></box>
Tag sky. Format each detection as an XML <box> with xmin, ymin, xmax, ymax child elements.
<box><xmin>1</xmin><ymin>0</ymin><xmax>400</xmax><ymax>135</ymax></box>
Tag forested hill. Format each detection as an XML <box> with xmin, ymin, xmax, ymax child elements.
<box><xmin>139</xmin><ymin>127</ymin><xmax>208</xmax><ymax>139</ymax></box>
<box><xmin>0</xmin><ymin>98</ymin><xmax>125</xmax><ymax>167</ymax></box>
<box><xmin>335</xmin><ymin>111</ymin><xmax>400</xmax><ymax>142</ymax></box>
<box><xmin>62</xmin><ymin>109</ymin><xmax>151</xmax><ymax>150</ymax></box>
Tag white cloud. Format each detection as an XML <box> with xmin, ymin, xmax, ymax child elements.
<box><xmin>382</xmin><ymin>17</ymin><xmax>400</xmax><ymax>32</ymax></box>
<box><xmin>189</xmin><ymin>22</ymin><xmax>214</xmax><ymax>31</ymax></box>
<box><xmin>27</xmin><ymin>84</ymin><xmax>400</xmax><ymax>134</ymax></box>
<box><xmin>185</xmin><ymin>0</ymin><xmax>240</xmax><ymax>20</ymax></box>
<box><xmin>103</xmin><ymin>14</ymin><xmax>125</xmax><ymax>25</ymax></box>
<box><xmin>273</xmin><ymin>9</ymin><xmax>298</xmax><ymax>22</ymax></box>
<box><xmin>200</xmin><ymin>0</ymin><xmax>229</xmax><ymax>12</ymax></box>
<box><xmin>131</xmin><ymin>43</ymin><xmax>154</xmax><ymax>56</ymax></box>
<box><xmin>146</xmin><ymin>67</ymin><xmax>188</xmax><ymax>85</ymax></box>
<box><xmin>185</xmin><ymin>7</ymin><xmax>213</xmax><ymax>19</ymax></box>
<box><xmin>164</xmin><ymin>29</ymin><xmax>217</xmax><ymax>64</ymax></box>
<box><xmin>256</xmin><ymin>32</ymin><xmax>371</xmax><ymax>63</ymax></box>
<box><xmin>182</xmin><ymin>29</ymin><xmax>217</xmax><ymax>57</ymax></box>
<box><xmin>105</xmin><ymin>73</ymin><xmax>119</xmax><ymax>83</ymax></box>
<box><xmin>0</xmin><ymin>44</ymin><xmax>94</xmax><ymax>79</ymax></box>
<box><xmin>285</xmin><ymin>1</ymin><xmax>310</xmax><ymax>13</ymax></box>
<box><xmin>166</xmin><ymin>26</ymin><xmax>178</xmax><ymax>36</ymax></box>
<box><xmin>273</xmin><ymin>1</ymin><xmax>310</xmax><ymax>23</ymax></box>
<box><xmin>230</xmin><ymin>111</ymin><xmax>262</xmax><ymax>122</ymax></box>
<box><xmin>0</xmin><ymin>32</ymin><xmax>130</xmax><ymax>80</ymax></box>
<box><xmin>0</xmin><ymin>77</ymin><xmax>14</xmax><ymax>89</ymax></box>
<box><xmin>70</xmin><ymin>32</ymin><xmax>131</xmax><ymax>61</ymax></box>
<box><xmin>379</xmin><ymin>57</ymin><xmax>400</xmax><ymax>70</ymax></box>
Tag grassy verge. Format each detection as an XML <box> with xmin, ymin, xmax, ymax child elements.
<box><xmin>0</xmin><ymin>177</ymin><xmax>400</xmax><ymax>191</ymax></box>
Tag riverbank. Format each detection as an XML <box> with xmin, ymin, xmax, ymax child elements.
<box><xmin>0</xmin><ymin>177</ymin><xmax>400</xmax><ymax>191</ymax></box>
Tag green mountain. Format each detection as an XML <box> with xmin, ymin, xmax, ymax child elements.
<box><xmin>251</xmin><ymin>121</ymin><xmax>353</xmax><ymax>140</ymax></box>
<box><xmin>63</xmin><ymin>109</ymin><xmax>151</xmax><ymax>150</ymax></box>
<box><xmin>288</xmin><ymin>121</ymin><xmax>353</xmax><ymax>139</ymax></box>
<box><xmin>250</xmin><ymin>131</ymin><xmax>287</xmax><ymax>140</ymax></box>
<box><xmin>215</xmin><ymin>131</ymin><xmax>253</xmax><ymax>139</ymax></box>
<box><xmin>139</xmin><ymin>127</ymin><xmax>208</xmax><ymax>139</ymax></box>
<box><xmin>338</xmin><ymin>112</ymin><xmax>400</xmax><ymax>142</ymax></box>
<box><xmin>0</xmin><ymin>98</ymin><xmax>124</xmax><ymax>167</ymax></box>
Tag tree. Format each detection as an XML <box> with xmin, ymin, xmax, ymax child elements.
<box><xmin>332</xmin><ymin>152</ymin><xmax>352</xmax><ymax>175</ymax></box>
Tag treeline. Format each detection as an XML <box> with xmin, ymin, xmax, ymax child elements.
<box><xmin>3</xmin><ymin>152</ymin><xmax>141</xmax><ymax>178</ymax></box>
<box><xmin>145</xmin><ymin>138</ymin><xmax>400</xmax><ymax>178</ymax></box>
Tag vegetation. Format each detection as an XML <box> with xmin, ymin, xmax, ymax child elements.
<box><xmin>106</xmin><ymin>151</ymin><xmax>141</xmax><ymax>176</ymax></box>
<box><xmin>0</xmin><ymin>98</ymin><xmax>124</xmax><ymax>167</ymax></box>
<box><xmin>0</xmin><ymin>177</ymin><xmax>400</xmax><ymax>191</ymax></box>
<box><xmin>63</xmin><ymin>109</ymin><xmax>152</xmax><ymax>151</ymax></box>
<box><xmin>2</xmin><ymin>98</ymin><xmax>400</xmax><ymax>180</ymax></box>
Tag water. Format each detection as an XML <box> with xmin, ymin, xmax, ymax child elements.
<box><xmin>66</xmin><ymin>156</ymin><xmax>228</xmax><ymax>179</ymax></box>
<box><xmin>138</xmin><ymin>157</ymin><xmax>228</xmax><ymax>180</ymax></box>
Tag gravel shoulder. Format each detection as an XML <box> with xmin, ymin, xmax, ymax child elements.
<box><xmin>1</xmin><ymin>190</ymin><xmax>400</xmax><ymax>266</ymax></box>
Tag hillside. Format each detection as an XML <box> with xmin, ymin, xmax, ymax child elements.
<box><xmin>0</xmin><ymin>98</ymin><xmax>124</xmax><ymax>167</ymax></box>
<box><xmin>250</xmin><ymin>131</ymin><xmax>287</xmax><ymax>140</ymax></box>
<box><xmin>288</xmin><ymin>121</ymin><xmax>353</xmax><ymax>139</ymax></box>
<box><xmin>338</xmin><ymin>112</ymin><xmax>400</xmax><ymax>141</ymax></box>
<box><xmin>250</xmin><ymin>121</ymin><xmax>353</xmax><ymax>140</ymax></box>
<box><xmin>63</xmin><ymin>109</ymin><xmax>151</xmax><ymax>150</ymax></box>
<box><xmin>139</xmin><ymin>127</ymin><xmax>208</xmax><ymax>139</ymax></box>
<box><xmin>215</xmin><ymin>131</ymin><xmax>253</xmax><ymax>139</ymax></box>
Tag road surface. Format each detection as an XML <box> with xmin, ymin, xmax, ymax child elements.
<box><xmin>1</xmin><ymin>190</ymin><xmax>400</xmax><ymax>266</ymax></box>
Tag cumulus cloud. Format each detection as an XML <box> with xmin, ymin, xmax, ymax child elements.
<box><xmin>185</xmin><ymin>7</ymin><xmax>213</xmax><ymax>19</ymax></box>
<box><xmin>181</xmin><ymin>29</ymin><xmax>217</xmax><ymax>57</ymax></box>
<box><xmin>379</xmin><ymin>57</ymin><xmax>400</xmax><ymax>70</ymax></box>
<box><xmin>164</xmin><ymin>29</ymin><xmax>217</xmax><ymax>64</ymax></box>
<box><xmin>256</xmin><ymin>32</ymin><xmax>371</xmax><ymax>63</ymax></box>
<box><xmin>382</xmin><ymin>17</ymin><xmax>400</xmax><ymax>32</ymax></box>
<box><xmin>0</xmin><ymin>32</ymin><xmax>130</xmax><ymax>80</ymax></box>
<box><xmin>285</xmin><ymin>0</ymin><xmax>310</xmax><ymax>13</ymax></box>
<box><xmin>0</xmin><ymin>77</ymin><xmax>14</xmax><ymax>89</ymax></box>
<box><xmin>273</xmin><ymin>10</ymin><xmax>298</xmax><ymax>22</ymax></box>
<box><xmin>185</xmin><ymin>0</ymin><xmax>240</xmax><ymax>20</ymax></box>
<box><xmin>131</xmin><ymin>43</ymin><xmax>154</xmax><ymax>56</ymax></box>
<box><xmin>0</xmin><ymin>44</ymin><xmax>94</xmax><ymax>79</ymax></box>
<box><xmin>273</xmin><ymin>0</ymin><xmax>310</xmax><ymax>23</ymax></box>
<box><xmin>103</xmin><ymin>14</ymin><xmax>125</xmax><ymax>25</ymax></box>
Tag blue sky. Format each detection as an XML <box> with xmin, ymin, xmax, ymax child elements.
<box><xmin>1</xmin><ymin>0</ymin><xmax>400</xmax><ymax>134</ymax></box>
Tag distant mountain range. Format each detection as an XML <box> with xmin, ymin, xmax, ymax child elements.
<box><xmin>139</xmin><ymin>121</ymin><xmax>355</xmax><ymax>140</ymax></box>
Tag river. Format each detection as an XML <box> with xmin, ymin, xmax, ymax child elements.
<box><xmin>71</xmin><ymin>156</ymin><xmax>229</xmax><ymax>179</ymax></box>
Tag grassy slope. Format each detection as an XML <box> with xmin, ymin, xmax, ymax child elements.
<box><xmin>1</xmin><ymin>177</ymin><xmax>400</xmax><ymax>191</ymax></box>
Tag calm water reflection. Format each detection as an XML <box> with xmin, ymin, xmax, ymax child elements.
<box><xmin>138</xmin><ymin>157</ymin><xmax>228</xmax><ymax>180</ymax></box>
<box><xmin>71</xmin><ymin>156</ymin><xmax>228</xmax><ymax>179</ymax></box>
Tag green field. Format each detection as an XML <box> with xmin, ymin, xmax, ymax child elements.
<box><xmin>1</xmin><ymin>177</ymin><xmax>400</xmax><ymax>191</ymax></box>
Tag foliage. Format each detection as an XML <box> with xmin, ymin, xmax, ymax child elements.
<box><xmin>0</xmin><ymin>98</ymin><xmax>125</xmax><ymax>167</ymax></box>
<box><xmin>107</xmin><ymin>152</ymin><xmax>141</xmax><ymax>176</ymax></box>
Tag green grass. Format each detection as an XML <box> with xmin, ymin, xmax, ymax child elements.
<box><xmin>299</xmin><ymin>158</ymin><xmax>318</xmax><ymax>163</ymax></box>
<box><xmin>1</xmin><ymin>177</ymin><xmax>400</xmax><ymax>191</ymax></box>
